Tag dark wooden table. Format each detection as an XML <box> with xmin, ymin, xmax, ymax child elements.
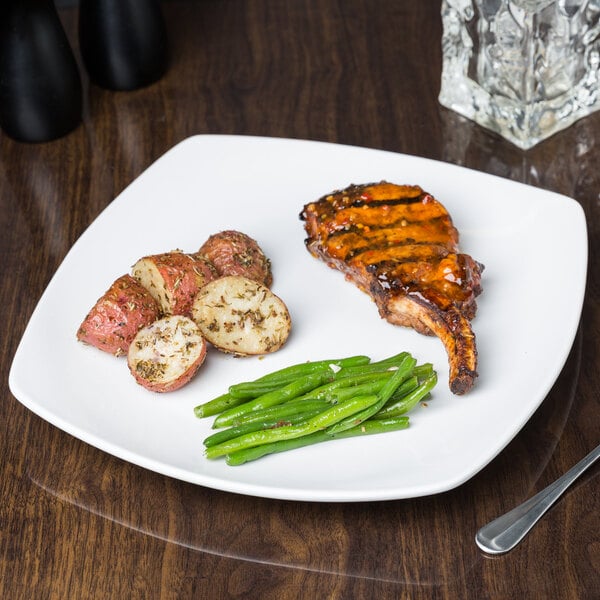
<box><xmin>1</xmin><ymin>1</ymin><xmax>598</xmax><ymax>598</ymax></box>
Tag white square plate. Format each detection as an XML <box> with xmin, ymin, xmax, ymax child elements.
<box><xmin>9</xmin><ymin>135</ymin><xmax>587</xmax><ymax>502</ymax></box>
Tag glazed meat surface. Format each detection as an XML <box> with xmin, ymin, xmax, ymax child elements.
<box><xmin>300</xmin><ymin>182</ymin><xmax>484</xmax><ymax>394</ymax></box>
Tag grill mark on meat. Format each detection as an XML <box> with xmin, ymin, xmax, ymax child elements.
<box><xmin>326</xmin><ymin>225</ymin><xmax>455</xmax><ymax>265</ymax></box>
<box><xmin>300</xmin><ymin>181</ymin><xmax>484</xmax><ymax>394</ymax></box>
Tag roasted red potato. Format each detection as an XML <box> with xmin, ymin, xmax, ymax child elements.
<box><xmin>198</xmin><ymin>230</ymin><xmax>272</xmax><ymax>287</ymax></box>
<box><xmin>192</xmin><ymin>275</ymin><xmax>291</xmax><ymax>356</ymax></box>
<box><xmin>77</xmin><ymin>274</ymin><xmax>161</xmax><ymax>356</ymax></box>
<box><xmin>131</xmin><ymin>250</ymin><xmax>217</xmax><ymax>317</ymax></box>
<box><xmin>127</xmin><ymin>315</ymin><xmax>207</xmax><ymax>392</ymax></box>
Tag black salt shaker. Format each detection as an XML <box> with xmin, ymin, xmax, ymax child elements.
<box><xmin>78</xmin><ymin>0</ymin><xmax>168</xmax><ymax>91</ymax></box>
<box><xmin>0</xmin><ymin>0</ymin><xmax>83</xmax><ymax>143</ymax></box>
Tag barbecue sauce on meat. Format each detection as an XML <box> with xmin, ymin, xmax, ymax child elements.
<box><xmin>301</xmin><ymin>182</ymin><xmax>481</xmax><ymax>316</ymax></box>
<box><xmin>300</xmin><ymin>181</ymin><xmax>484</xmax><ymax>394</ymax></box>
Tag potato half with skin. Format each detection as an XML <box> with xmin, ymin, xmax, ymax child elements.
<box><xmin>192</xmin><ymin>275</ymin><xmax>291</xmax><ymax>356</ymax></box>
<box><xmin>127</xmin><ymin>315</ymin><xmax>207</xmax><ymax>392</ymax></box>
<box><xmin>132</xmin><ymin>251</ymin><xmax>217</xmax><ymax>317</ymax></box>
<box><xmin>77</xmin><ymin>274</ymin><xmax>161</xmax><ymax>356</ymax></box>
<box><xmin>198</xmin><ymin>230</ymin><xmax>272</xmax><ymax>287</ymax></box>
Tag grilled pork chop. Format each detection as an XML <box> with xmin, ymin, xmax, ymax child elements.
<box><xmin>300</xmin><ymin>182</ymin><xmax>484</xmax><ymax>394</ymax></box>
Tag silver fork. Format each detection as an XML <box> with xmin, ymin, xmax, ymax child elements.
<box><xmin>476</xmin><ymin>442</ymin><xmax>600</xmax><ymax>554</ymax></box>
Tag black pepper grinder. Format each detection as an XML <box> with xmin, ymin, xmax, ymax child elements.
<box><xmin>78</xmin><ymin>0</ymin><xmax>168</xmax><ymax>91</ymax></box>
<box><xmin>0</xmin><ymin>0</ymin><xmax>83</xmax><ymax>143</ymax></box>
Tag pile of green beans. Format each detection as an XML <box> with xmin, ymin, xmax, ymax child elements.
<box><xmin>194</xmin><ymin>352</ymin><xmax>437</xmax><ymax>465</ymax></box>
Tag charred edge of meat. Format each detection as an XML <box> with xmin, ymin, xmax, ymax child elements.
<box><xmin>381</xmin><ymin>294</ymin><xmax>478</xmax><ymax>395</ymax></box>
<box><xmin>450</xmin><ymin>364</ymin><xmax>479</xmax><ymax>395</ymax></box>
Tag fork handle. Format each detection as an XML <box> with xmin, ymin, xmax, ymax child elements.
<box><xmin>476</xmin><ymin>442</ymin><xmax>600</xmax><ymax>554</ymax></box>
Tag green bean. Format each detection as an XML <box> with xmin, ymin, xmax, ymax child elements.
<box><xmin>374</xmin><ymin>351</ymin><xmax>411</xmax><ymax>364</ymax></box>
<box><xmin>383</xmin><ymin>376</ymin><xmax>419</xmax><ymax>405</ymax></box>
<box><xmin>374</xmin><ymin>372</ymin><xmax>438</xmax><ymax>419</ymax></box>
<box><xmin>195</xmin><ymin>351</ymin><xmax>440</xmax><ymax>466</ymax></box>
<box><xmin>226</xmin><ymin>376</ymin><xmax>318</xmax><ymax>400</ymax></box>
<box><xmin>328</xmin><ymin>377</ymin><xmax>391</xmax><ymax>403</ymax></box>
<box><xmin>194</xmin><ymin>354</ymin><xmax>425</xmax><ymax>417</ymax></box>
<box><xmin>225</xmin><ymin>416</ymin><xmax>410</xmax><ymax>465</ymax></box>
<box><xmin>203</xmin><ymin>406</ymin><xmax>327</xmax><ymax>448</ymax></box>
<box><xmin>294</xmin><ymin>371</ymin><xmax>395</xmax><ymax>402</ymax></box>
<box><xmin>334</xmin><ymin>351</ymin><xmax>410</xmax><ymax>378</ymax></box>
<box><xmin>221</xmin><ymin>398</ymin><xmax>332</xmax><ymax>428</ymax></box>
<box><xmin>302</xmin><ymin>367</ymin><xmax>418</xmax><ymax>406</ymax></box>
<box><xmin>413</xmin><ymin>363</ymin><xmax>434</xmax><ymax>381</ymax></box>
<box><xmin>194</xmin><ymin>392</ymin><xmax>246</xmax><ymax>419</ymax></box>
<box><xmin>205</xmin><ymin>394</ymin><xmax>379</xmax><ymax>459</ymax></box>
<box><xmin>260</xmin><ymin>354</ymin><xmax>371</xmax><ymax>380</ymax></box>
<box><xmin>371</xmin><ymin>354</ymin><xmax>415</xmax><ymax>399</ymax></box>
<box><xmin>212</xmin><ymin>371</ymin><xmax>333</xmax><ymax>429</ymax></box>
<box><xmin>228</xmin><ymin>355</ymin><xmax>371</xmax><ymax>398</ymax></box>
<box><xmin>326</xmin><ymin>355</ymin><xmax>416</xmax><ymax>434</ymax></box>
<box><xmin>247</xmin><ymin>353</ymin><xmax>406</xmax><ymax>404</ymax></box>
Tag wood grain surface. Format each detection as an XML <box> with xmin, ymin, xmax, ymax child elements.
<box><xmin>1</xmin><ymin>1</ymin><xmax>599</xmax><ymax>598</ymax></box>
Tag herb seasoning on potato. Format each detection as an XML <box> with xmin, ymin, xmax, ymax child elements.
<box><xmin>132</xmin><ymin>250</ymin><xmax>218</xmax><ymax>318</ymax></box>
<box><xmin>127</xmin><ymin>315</ymin><xmax>207</xmax><ymax>392</ymax></box>
<box><xmin>198</xmin><ymin>230</ymin><xmax>272</xmax><ymax>287</ymax></box>
<box><xmin>77</xmin><ymin>274</ymin><xmax>161</xmax><ymax>356</ymax></box>
<box><xmin>192</xmin><ymin>275</ymin><xmax>291</xmax><ymax>356</ymax></box>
